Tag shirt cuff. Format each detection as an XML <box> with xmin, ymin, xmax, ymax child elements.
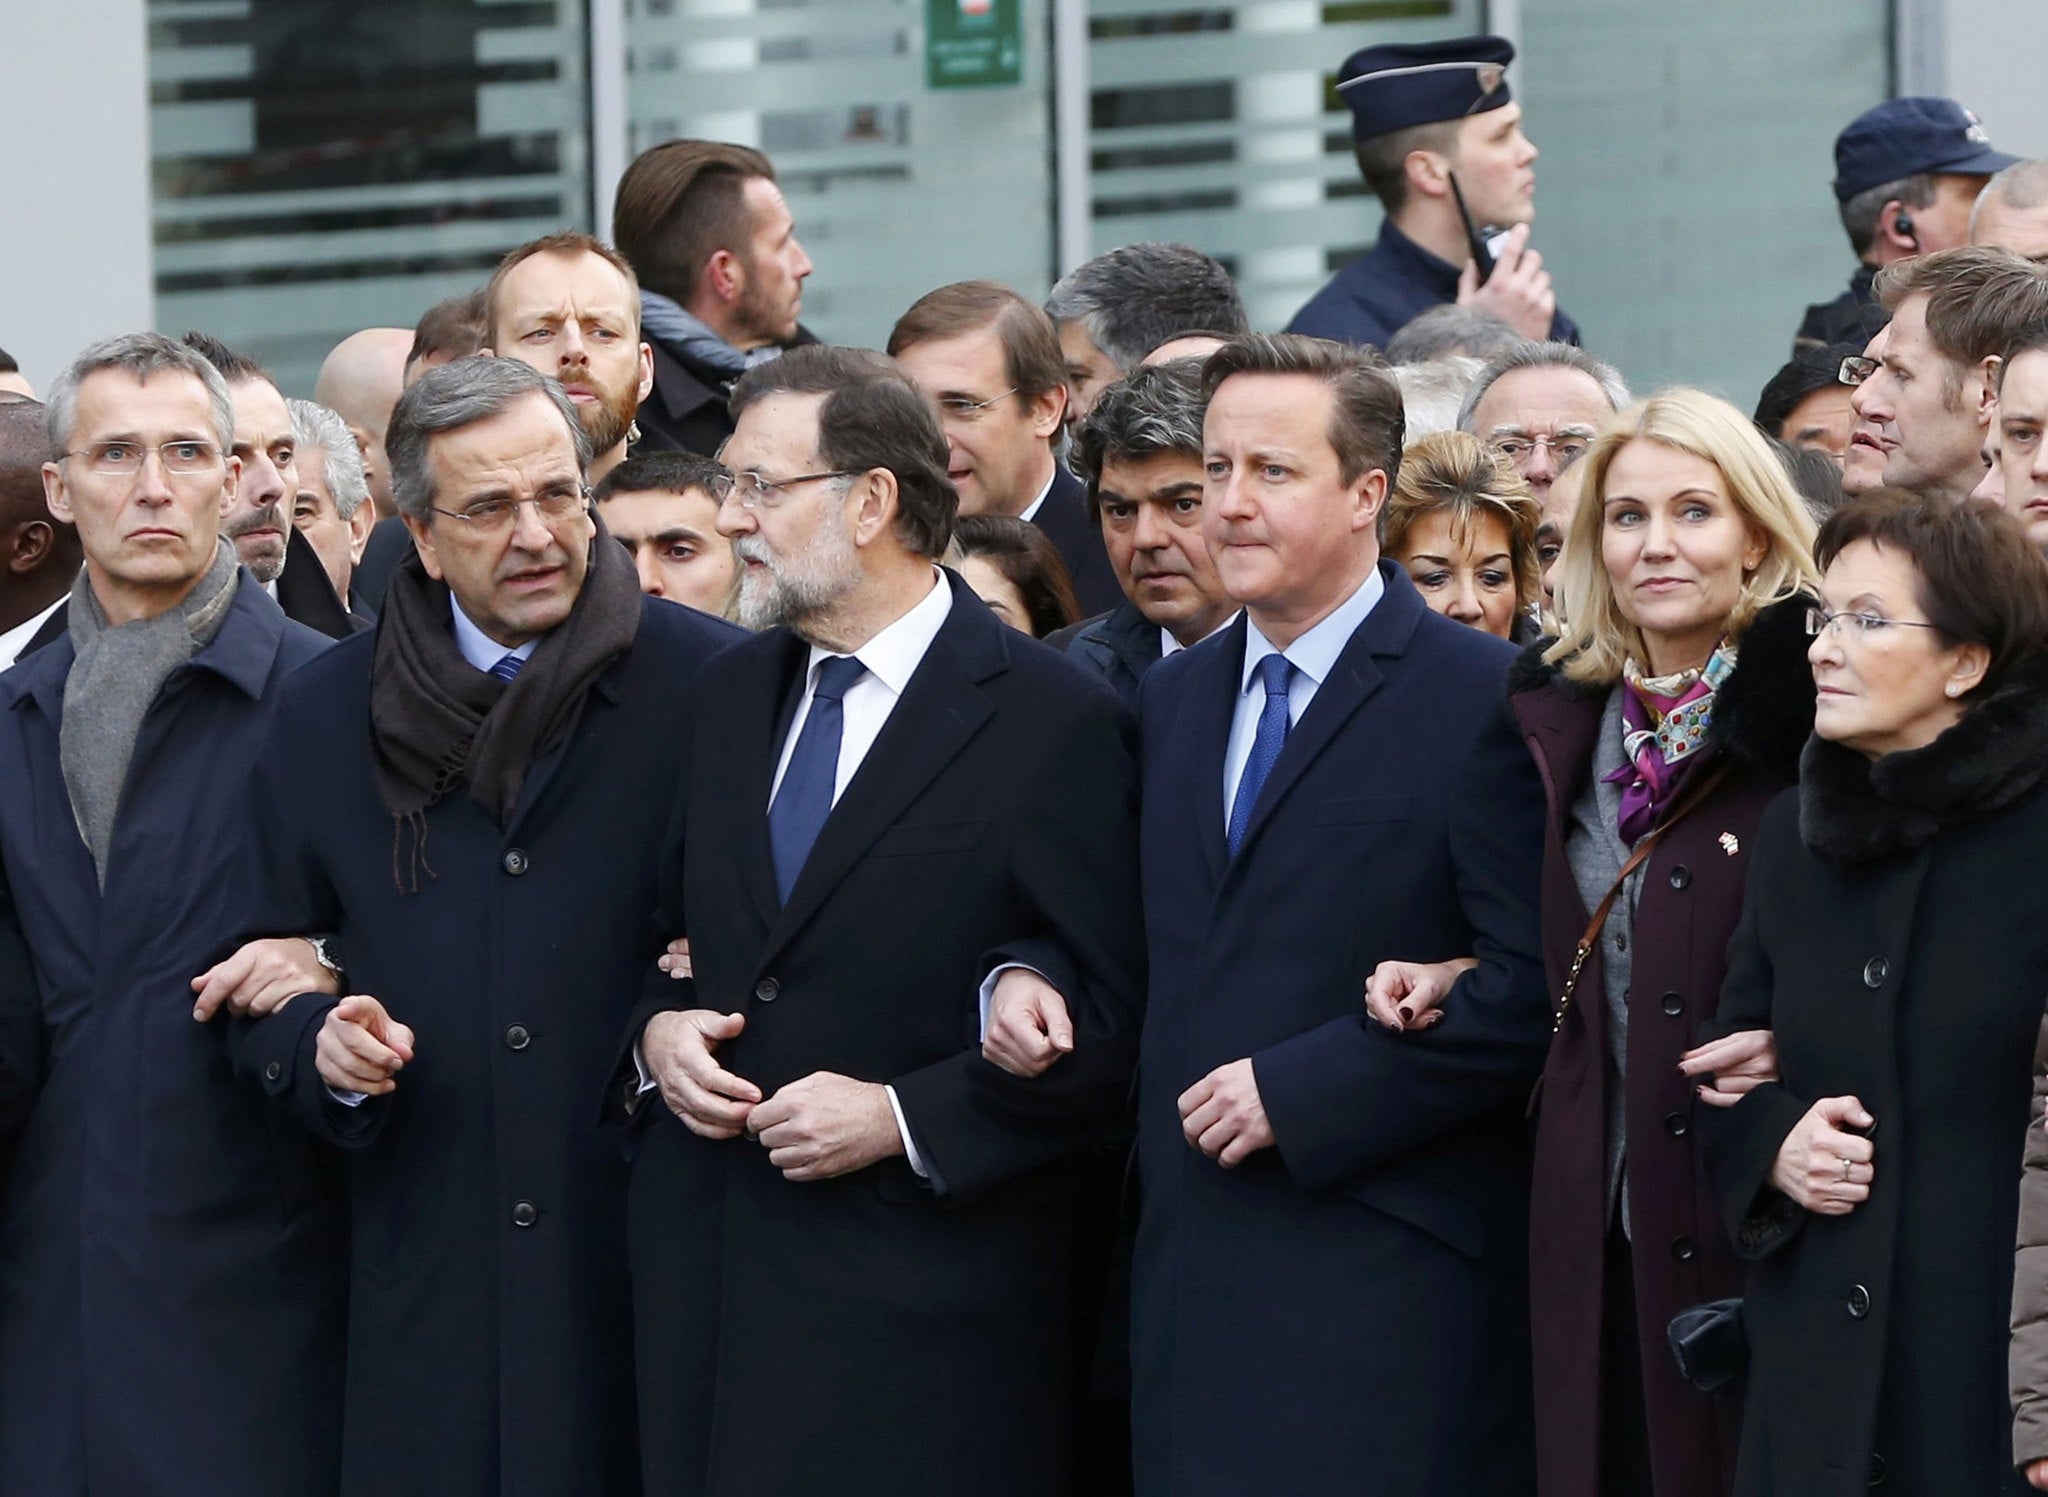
<box><xmin>884</xmin><ymin>1084</ymin><xmax>928</xmax><ymax>1180</ymax></box>
<box><xmin>977</xmin><ymin>962</ymin><xmax>1052</xmax><ymax>1042</ymax></box>
<box><xmin>327</xmin><ymin>1086</ymin><xmax>367</xmax><ymax>1108</ymax></box>
<box><xmin>632</xmin><ymin>1038</ymin><xmax>659</xmax><ymax>1096</ymax></box>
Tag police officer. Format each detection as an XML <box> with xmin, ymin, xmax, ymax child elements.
<box><xmin>1794</xmin><ymin>96</ymin><xmax>2017</xmax><ymax>352</ymax></box>
<box><xmin>1287</xmin><ymin>34</ymin><xmax>1578</xmax><ymax>351</ymax></box>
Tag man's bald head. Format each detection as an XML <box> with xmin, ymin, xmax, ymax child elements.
<box><xmin>0</xmin><ymin>399</ymin><xmax>81</xmax><ymax>624</ymax></box>
<box><xmin>314</xmin><ymin>327</ymin><xmax>412</xmax><ymax>517</ymax></box>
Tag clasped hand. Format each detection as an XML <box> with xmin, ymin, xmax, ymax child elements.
<box><xmin>1769</xmin><ymin>1095</ymin><xmax>1875</xmax><ymax>1216</ymax></box>
<box><xmin>192</xmin><ymin>937</ymin><xmax>337</xmax><ymax>1023</ymax></box>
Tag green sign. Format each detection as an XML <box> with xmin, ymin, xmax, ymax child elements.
<box><xmin>926</xmin><ymin>0</ymin><xmax>1022</xmax><ymax>90</ymax></box>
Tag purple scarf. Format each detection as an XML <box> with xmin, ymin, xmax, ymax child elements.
<box><xmin>1603</xmin><ymin>642</ymin><xmax>1736</xmax><ymax>844</ymax></box>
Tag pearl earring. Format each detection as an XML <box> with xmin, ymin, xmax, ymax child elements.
<box><xmin>1945</xmin><ymin>684</ymin><xmax>1960</xmax><ymax>697</ymax></box>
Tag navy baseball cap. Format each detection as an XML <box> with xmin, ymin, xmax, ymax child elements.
<box><xmin>1337</xmin><ymin>35</ymin><xmax>1514</xmax><ymax>144</ymax></box>
<box><xmin>1833</xmin><ymin>97</ymin><xmax>2018</xmax><ymax>202</ymax></box>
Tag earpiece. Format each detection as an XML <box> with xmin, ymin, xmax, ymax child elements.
<box><xmin>1894</xmin><ymin>211</ymin><xmax>1917</xmax><ymax>242</ymax></box>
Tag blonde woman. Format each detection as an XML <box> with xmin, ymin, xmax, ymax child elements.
<box><xmin>1369</xmin><ymin>389</ymin><xmax>1821</xmax><ymax>1497</ymax></box>
<box><xmin>1383</xmin><ymin>430</ymin><xmax>1542</xmax><ymax>640</ymax></box>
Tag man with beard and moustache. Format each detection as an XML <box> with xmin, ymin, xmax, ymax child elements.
<box><xmin>485</xmin><ymin>231</ymin><xmax>654</xmax><ymax>484</ymax></box>
<box><xmin>221</xmin><ymin>355</ymin><xmax>740</xmax><ymax>1495</ymax></box>
<box><xmin>183</xmin><ymin>333</ymin><xmax>359</xmax><ymax>640</ymax></box>
<box><xmin>611</xmin><ymin>140</ymin><xmax>817</xmax><ymax>461</ymax></box>
<box><xmin>622</xmin><ymin>344</ymin><xmax>1143</xmax><ymax>1496</ymax></box>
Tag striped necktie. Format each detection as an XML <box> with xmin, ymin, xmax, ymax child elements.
<box><xmin>489</xmin><ymin>653</ymin><xmax>524</xmax><ymax>684</ymax></box>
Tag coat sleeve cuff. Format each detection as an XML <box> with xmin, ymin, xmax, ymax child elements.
<box><xmin>1701</xmin><ymin>1079</ymin><xmax>1810</xmax><ymax>1261</ymax></box>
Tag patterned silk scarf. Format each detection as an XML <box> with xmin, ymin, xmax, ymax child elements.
<box><xmin>1603</xmin><ymin>640</ymin><xmax>1737</xmax><ymax>845</ymax></box>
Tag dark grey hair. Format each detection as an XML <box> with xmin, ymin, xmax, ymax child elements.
<box><xmin>44</xmin><ymin>331</ymin><xmax>234</xmax><ymax>456</ymax></box>
<box><xmin>1393</xmin><ymin>357</ymin><xmax>1483</xmax><ymax>441</ymax></box>
<box><xmin>287</xmin><ymin>397</ymin><xmax>370</xmax><ymax>521</ymax></box>
<box><xmin>1070</xmin><ymin>358</ymin><xmax>1207</xmax><ymax>505</ymax></box>
<box><xmin>1383</xmin><ymin>304</ymin><xmax>1526</xmax><ymax>366</ymax></box>
<box><xmin>1044</xmin><ymin>243</ymin><xmax>1249</xmax><ymax>371</ymax></box>
<box><xmin>1840</xmin><ymin>173</ymin><xmax>1938</xmax><ymax>258</ymax></box>
<box><xmin>1456</xmin><ymin>341</ymin><xmax>1630</xmax><ymax>434</ymax></box>
<box><xmin>386</xmin><ymin>356</ymin><xmax>590</xmax><ymax>523</ymax></box>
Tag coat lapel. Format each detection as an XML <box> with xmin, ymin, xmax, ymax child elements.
<box><xmin>731</xmin><ymin>630</ymin><xmax>810</xmax><ymax>931</ymax></box>
<box><xmin>757</xmin><ymin>576</ymin><xmax>1004</xmax><ymax>969</ymax></box>
<box><xmin>1179</xmin><ymin>616</ymin><xmax>1245</xmax><ymax>887</ymax></box>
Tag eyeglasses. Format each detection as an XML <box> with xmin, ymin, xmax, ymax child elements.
<box><xmin>1493</xmin><ymin>434</ymin><xmax>1591</xmax><ymax>467</ymax></box>
<box><xmin>1805</xmin><ymin>606</ymin><xmax>1945</xmax><ymax>639</ymax></box>
<box><xmin>935</xmin><ymin>388</ymin><xmax>1018</xmax><ymax>422</ymax></box>
<box><xmin>1838</xmin><ymin>355</ymin><xmax>1880</xmax><ymax>387</ymax></box>
<box><xmin>431</xmin><ymin>489</ymin><xmax>591</xmax><ymax>531</ymax></box>
<box><xmin>60</xmin><ymin>439</ymin><xmax>224</xmax><ymax>476</ymax></box>
<box><xmin>709</xmin><ymin>468</ymin><xmax>858</xmax><ymax>510</ymax></box>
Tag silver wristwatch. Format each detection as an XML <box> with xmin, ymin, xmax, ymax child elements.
<box><xmin>306</xmin><ymin>934</ymin><xmax>345</xmax><ymax>983</ymax></box>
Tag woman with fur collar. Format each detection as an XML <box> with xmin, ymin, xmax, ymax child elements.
<box><xmin>1370</xmin><ymin>388</ymin><xmax>1821</xmax><ymax>1497</ymax></box>
<box><xmin>1701</xmin><ymin>491</ymin><xmax>2048</xmax><ymax>1496</ymax></box>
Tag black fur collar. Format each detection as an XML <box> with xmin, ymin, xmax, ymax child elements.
<box><xmin>1799</xmin><ymin>655</ymin><xmax>2048</xmax><ymax>866</ymax></box>
<box><xmin>1509</xmin><ymin>593</ymin><xmax>1816</xmax><ymax>783</ymax></box>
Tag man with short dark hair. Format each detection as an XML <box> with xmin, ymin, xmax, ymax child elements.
<box><xmin>0</xmin><ymin>400</ymin><xmax>79</xmax><ymax>668</ymax></box>
<box><xmin>1847</xmin><ymin>246</ymin><xmax>2048</xmax><ymax>501</ymax></box>
<box><xmin>1043</xmin><ymin>242</ymin><xmax>1249</xmax><ymax>419</ymax></box>
<box><xmin>593</xmin><ymin>450</ymin><xmax>738</xmax><ymax>616</ymax></box>
<box><xmin>625</xmin><ymin>343</ymin><xmax>1142</xmax><ymax>1496</ymax></box>
<box><xmin>227</xmin><ymin>355</ymin><xmax>740</xmax><ymax>1495</ymax></box>
<box><xmin>612</xmin><ymin>139</ymin><xmax>817</xmax><ymax>460</ymax></box>
<box><xmin>1756</xmin><ymin>343</ymin><xmax>1862</xmax><ymax>464</ymax></box>
<box><xmin>1990</xmin><ymin>321</ymin><xmax>2048</xmax><ymax>548</ymax></box>
<box><xmin>405</xmin><ymin>290</ymin><xmax>488</xmax><ymax>386</ymax></box>
<box><xmin>1972</xmin><ymin>158</ymin><xmax>2048</xmax><ymax>259</ymax></box>
<box><xmin>485</xmin><ymin>231</ymin><xmax>655</xmax><ymax>483</ymax></box>
<box><xmin>1288</xmin><ymin>35</ymin><xmax>1577</xmax><ymax>349</ymax></box>
<box><xmin>889</xmin><ymin>279</ymin><xmax>1121</xmax><ymax>612</ymax></box>
<box><xmin>1055</xmin><ymin>361</ymin><xmax>1234</xmax><ymax>705</ymax></box>
<box><xmin>0</xmin><ymin>331</ymin><xmax>343</xmax><ymax>1494</ymax></box>
<box><xmin>1795</xmin><ymin>97</ymin><xmax>2017</xmax><ymax>352</ymax></box>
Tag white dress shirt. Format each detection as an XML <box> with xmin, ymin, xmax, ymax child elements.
<box><xmin>1160</xmin><ymin>611</ymin><xmax>1237</xmax><ymax>661</ymax></box>
<box><xmin>1016</xmin><ymin>468</ymin><xmax>1056</xmax><ymax>524</ymax></box>
<box><xmin>1222</xmin><ymin>567</ymin><xmax>1384</xmax><ymax>826</ymax></box>
<box><xmin>450</xmin><ymin>597</ymin><xmax>540</xmax><ymax>673</ymax></box>
<box><xmin>0</xmin><ymin>596</ymin><xmax>64</xmax><ymax>672</ymax></box>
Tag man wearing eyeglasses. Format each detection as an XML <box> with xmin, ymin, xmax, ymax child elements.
<box><xmin>222</xmin><ymin>355</ymin><xmax>741</xmax><ymax>1495</ymax></box>
<box><xmin>0</xmin><ymin>332</ymin><xmax>345</xmax><ymax>1494</ymax></box>
<box><xmin>622</xmin><ymin>344</ymin><xmax>1142</xmax><ymax>1495</ymax></box>
<box><xmin>889</xmin><ymin>280</ymin><xmax>1124</xmax><ymax>613</ymax></box>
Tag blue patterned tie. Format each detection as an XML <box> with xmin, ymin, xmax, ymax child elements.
<box><xmin>488</xmin><ymin>653</ymin><xmax>524</xmax><ymax>684</ymax></box>
<box><xmin>768</xmin><ymin>655</ymin><xmax>867</xmax><ymax>904</ymax></box>
<box><xmin>1227</xmin><ymin>653</ymin><xmax>1294</xmax><ymax>857</ymax></box>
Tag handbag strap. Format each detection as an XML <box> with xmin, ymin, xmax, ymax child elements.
<box><xmin>1554</xmin><ymin>758</ymin><xmax>1735</xmax><ymax>1031</ymax></box>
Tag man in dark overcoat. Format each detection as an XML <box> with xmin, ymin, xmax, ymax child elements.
<box><xmin>1124</xmin><ymin>334</ymin><xmax>1548</xmax><ymax>1493</ymax></box>
<box><xmin>227</xmin><ymin>355</ymin><xmax>740</xmax><ymax>1495</ymax></box>
<box><xmin>624</xmin><ymin>345</ymin><xmax>1144</xmax><ymax>1496</ymax></box>
<box><xmin>0</xmin><ymin>332</ymin><xmax>343</xmax><ymax>1494</ymax></box>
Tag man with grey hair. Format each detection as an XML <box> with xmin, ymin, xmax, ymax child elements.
<box><xmin>1459</xmin><ymin>341</ymin><xmax>1629</xmax><ymax>573</ymax></box>
<box><xmin>287</xmin><ymin>397</ymin><xmax>375</xmax><ymax>622</ymax></box>
<box><xmin>1044</xmin><ymin>242</ymin><xmax>1249</xmax><ymax>420</ymax></box>
<box><xmin>1971</xmin><ymin>158</ymin><xmax>2048</xmax><ymax>260</ymax></box>
<box><xmin>1383</xmin><ymin>304</ymin><xmax>1523</xmax><ymax>366</ymax></box>
<box><xmin>225</xmin><ymin>353</ymin><xmax>739</xmax><ymax>1494</ymax></box>
<box><xmin>0</xmin><ymin>331</ymin><xmax>345</xmax><ymax>1493</ymax></box>
<box><xmin>1054</xmin><ymin>360</ymin><xmax>1235</xmax><ymax>705</ymax></box>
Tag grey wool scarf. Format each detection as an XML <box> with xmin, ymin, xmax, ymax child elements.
<box><xmin>60</xmin><ymin>539</ymin><xmax>239</xmax><ymax>886</ymax></box>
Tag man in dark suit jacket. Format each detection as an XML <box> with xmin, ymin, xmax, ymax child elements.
<box><xmin>225</xmin><ymin>356</ymin><xmax>741</xmax><ymax>1496</ymax></box>
<box><xmin>889</xmin><ymin>280</ymin><xmax>1122</xmax><ymax>614</ymax></box>
<box><xmin>1000</xmin><ymin>334</ymin><xmax>1549</xmax><ymax>1494</ymax></box>
<box><xmin>1051</xmin><ymin>361</ymin><xmax>1235</xmax><ymax>707</ymax></box>
<box><xmin>0</xmin><ymin>398</ymin><xmax>80</xmax><ymax>670</ymax></box>
<box><xmin>625</xmin><ymin>345</ymin><xmax>1144</xmax><ymax>1496</ymax></box>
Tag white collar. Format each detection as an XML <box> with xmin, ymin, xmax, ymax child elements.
<box><xmin>1017</xmin><ymin>467</ymin><xmax>1057</xmax><ymax>524</ymax></box>
<box><xmin>803</xmin><ymin>567</ymin><xmax>952</xmax><ymax>694</ymax></box>
<box><xmin>1240</xmin><ymin>567</ymin><xmax>1384</xmax><ymax>695</ymax></box>
<box><xmin>449</xmin><ymin>594</ymin><xmax>540</xmax><ymax>673</ymax></box>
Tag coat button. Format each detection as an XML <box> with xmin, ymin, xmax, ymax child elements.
<box><xmin>1661</xmin><ymin>991</ymin><xmax>1684</xmax><ymax>1017</ymax></box>
<box><xmin>505</xmin><ymin>1024</ymin><xmax>530</xmax><ymax>1051</ymax></box>
<box><xmin>1846</xmin><ymin>1283</ymin><xmax>1871</xmax><ymax>1318</ymax></box>
<box><xmin>1862</xmin><ymin>957</ymin><xmax>1887</xmax><ymax>989</ymax></box>
<box><xmin>1613</xmin><ymin>932</ymin><xmax>1627</xmax><ymax>953</ymax></box>
<box><xmin>511</xmin><ymin>1200</ymin><xmax>538</xmax><ymax>1228</ymax></box>
<box><xmin>754</xmin><ymin>978</ymin><xmax>779</xmax><ymax>1003</ymax></box>
<box><xmin>502</xmin><ymin>848</ymin><xmax>529</xmax><ymax>876</ymax></box>
<box><xmin>1664</xmin><ymin>1110</ymin><xmax>1689</xmax><ymax>1138</ymax></box>
<box><xmin>1668</xmin><ymin>864</ymin><xmax>1691</xmax><ymax>890</ymax></box>
<box><xmin>1671</xmin><ymin>1234</ymin><xmax>1697</xmax><ymax>1262</ymax></box>
<box><xmin>264</xmin><ymin>1060</ymin><xmax>282</xmax><ymax>1083</ymax></box>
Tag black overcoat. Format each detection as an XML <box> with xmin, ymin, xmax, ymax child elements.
<box><xmin>0</xmin><ymin>576</ymin><xmax>344</xmax><ymax>1496</ymax></box>
<box><xmin>232</xmin><ymin>593</ymin><xmax>740</xmax><ymax>1497</ymax></box>
<box><xmin>624</xmin><ymin>572</ymin><xmax>1145</xmax><ymax>1497</ymax></box>
<box><xmin>1507</xmin><ymin>599</ymin><xmax>1813</xmax><ymax>1497</ymax></box>
<box><xmin>1129</xmin><ymin>564</ymin><xmax>1549</xmax><ymax>1496</ymax></box>
<box><xmin>1702</xmin><ymin>662</ymin><xmax>2048</xmax><ymax>1496</ymax></box>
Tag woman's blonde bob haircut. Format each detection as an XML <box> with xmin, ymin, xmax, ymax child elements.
<box><xmin>1545</xmin><ymin>387</ymin><xmax>1821</xmax><ymax>686</ymax></box>
<box><xmin>1383</xmin><ymin>430</ymin><xmax>1543</xmax><ymax>621</ymax></box>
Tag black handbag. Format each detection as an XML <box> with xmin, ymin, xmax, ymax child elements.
<box><xmin>1667</xmin><ymin>1297</ymin><xmax>1747</xmax><ymax>1393</ymax></box>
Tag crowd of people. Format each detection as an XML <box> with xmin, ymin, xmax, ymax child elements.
<box><xmin>12</xmin><ymin>25</ymin><xmax>2048</xmax><ymax>1497</ymax></box>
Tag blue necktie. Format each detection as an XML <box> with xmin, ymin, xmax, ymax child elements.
<box><xmin>488</xmin><ymin>653</ymin><xmax>524</xmax><ymax>684</ymax></box>
<box><xmin>768</xmin><ymin>655</ymin><xmax>867</xmax><ymax>904</ymax></box>
<box><xmin>1227</xmin><ymin>653</ymin><xmax>1294</xmax><ymax>857</ymax></box>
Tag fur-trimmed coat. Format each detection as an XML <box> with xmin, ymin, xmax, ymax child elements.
<box><xmin>1507</xmin><ymin>596</ymin><xmax>1813</xmax><ymax>1497</ymax></box>
<box><xmin>1701</xmin><ymin>657</ymin><xmax>2048</xmax><ymax>1497</ymax></box>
